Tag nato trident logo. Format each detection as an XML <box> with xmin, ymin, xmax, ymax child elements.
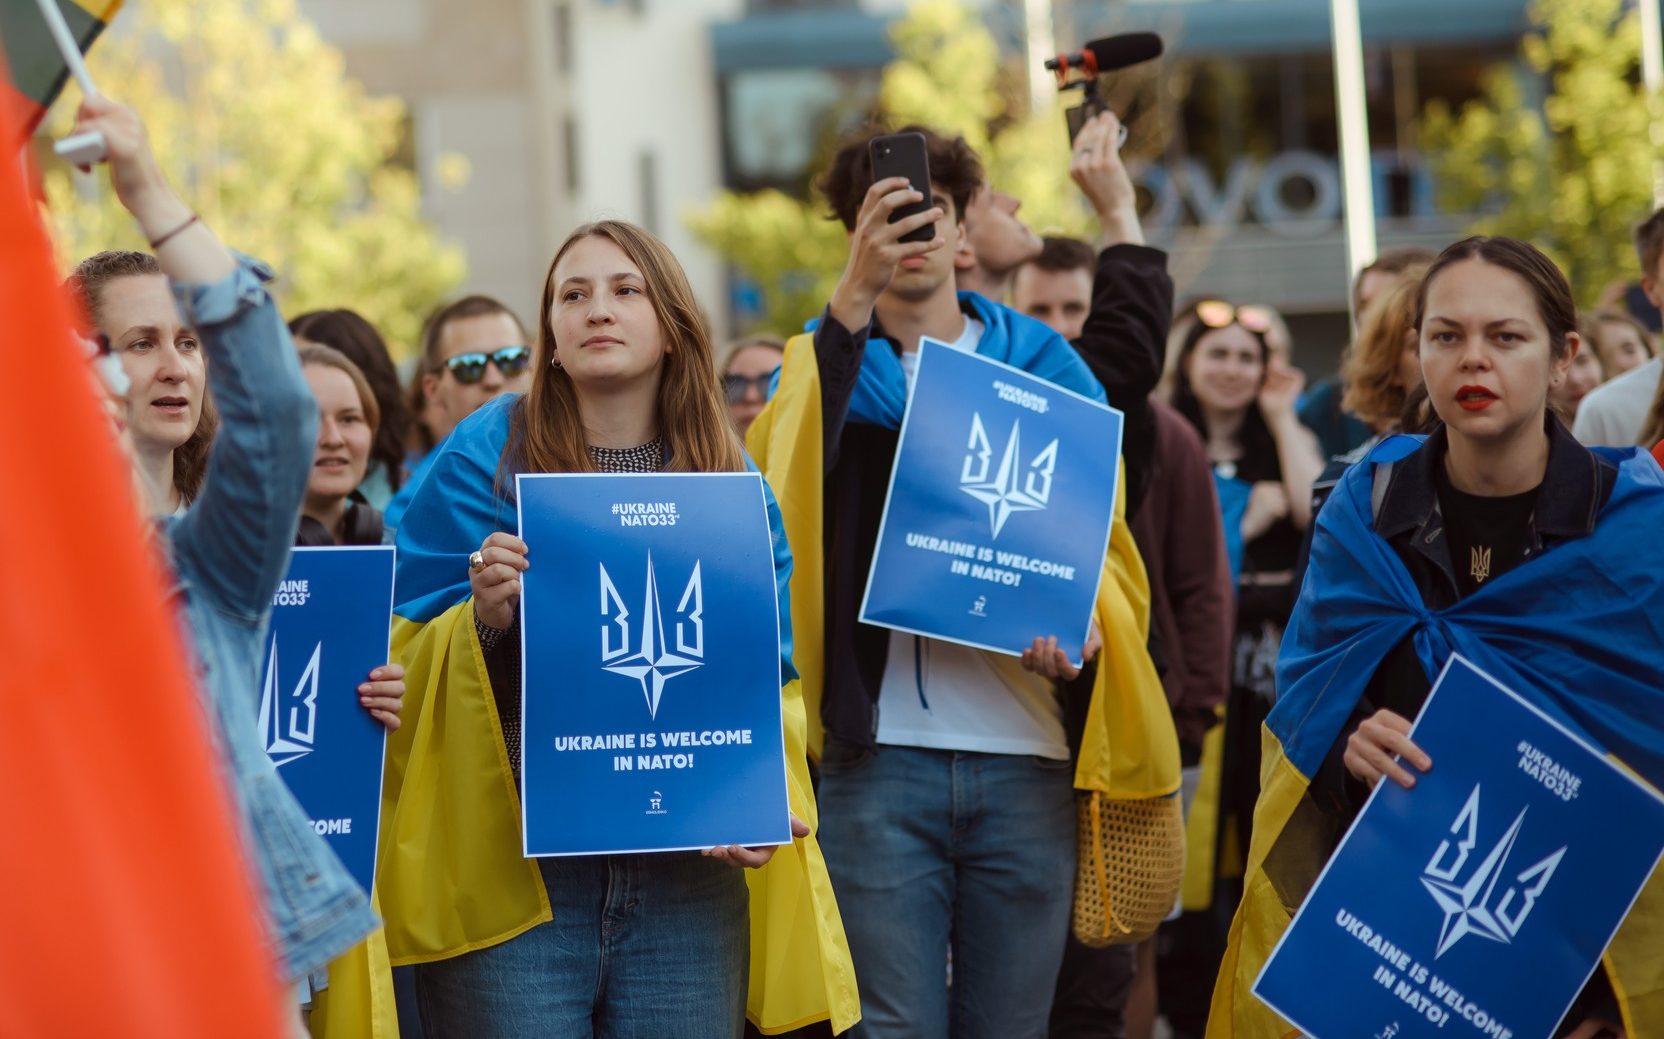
<box><xmin>959</xmin><ymin>412</ymin><xmax>1059</xmax><ymax>537</ymax></box>
<box><xmin>1420</xmin><ymin>784</ymin><xmax>1566</xmax><ymax>958</ymax></box>
<box><xmin>260</xmin><ymin>636</ymin><xmax>322</xmax><ymax>767</ymax></box>
<box><xmin>600</xmin><ymin>554</ymin><xmax>704</xmax><ymax>719</ymax></box>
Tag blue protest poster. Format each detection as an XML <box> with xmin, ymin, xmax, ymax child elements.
<box><xmin>260</xmin><ymin>546</ymin><xmax>394</xmax><ymax>895</ymax></box>
<box><xmin>859</xmin><ymin>339</ymin><xmax>1121</xmax><ymax>661</ymax></box>
<box><xmin>1253</xmin><ymin>655</ymin><xmax>1664</xmax><ymax>1039</ymax></box>
<box><xmin>515</xmin><ymin>472</ymin><xmax>792</xmax><ymax>857</ymax></box>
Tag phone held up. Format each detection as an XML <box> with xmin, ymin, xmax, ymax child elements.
<box><xmin>869</xmin><ymin>132</ymin><xmax>936</xmax><ymax>244</ymax></box>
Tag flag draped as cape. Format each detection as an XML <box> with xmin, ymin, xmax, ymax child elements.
<box><xmin>1208</xmin><ymin>435</ymin><xmax>1664</xmax><ymax>1036</ymax></box>
<box><xmin>747</xmin><ymin>292</ymin><xmax>1181</xmax><ymax>802</ymax></box>
<box><xmin>379</xmin><ymin>395</ymin><xmax>860</xmax><ymax>1035</ymax></box>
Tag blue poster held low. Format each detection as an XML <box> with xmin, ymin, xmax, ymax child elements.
<box><xmin>260</xmin><ymin>545</ymin><xmax>395</xmax><ymax>894</ymax></box>
<box><xmin>516</xmin><ymin>471</ymin><xmax>793</xmax><ymax>857</ymax></box>
<box><xmin>860</xmin><ymin>338</ymin><xmax>1121</xmax><ymax>661</ymax></box>
<box><xmin>1254</xmin><ymin>655</ymin><xmax>1664</xmax><ymax>1039</ymax></box>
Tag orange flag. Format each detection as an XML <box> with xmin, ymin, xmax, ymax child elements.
<box><xmin>0</xmin><ymin>101</ymin><xmax>289</xmax><ymax>1035</ymax></box>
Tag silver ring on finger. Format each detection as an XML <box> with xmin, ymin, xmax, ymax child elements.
<box><xmin>469</xmin><ymin>549</ymin><xmax>487</xmax><ymax>574</ymax></box>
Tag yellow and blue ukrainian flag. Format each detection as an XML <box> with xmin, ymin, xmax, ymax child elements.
<box><xmin>374</xmin><ymin>395</ymin><xmax>860</xmax><ymax>1036</ymax></box>
<box><xmin>1208</xmin><ymin>435</ymin><xmax>1664</xmax><ymax>1036</ymax></box>
<box><xmin>747</xmin><ymin>295</ymin><xmax>1182</xmax><ymax>804</ymax></box>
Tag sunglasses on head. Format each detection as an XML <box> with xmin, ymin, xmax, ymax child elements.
<box><xmin>443</xmin><ymin>346</ymin><xmax>531</xmax><ymax>385</ymax></box>
<box><xmin>723</xmin><ymin>372</ymin><xmax>772</xmax><ymax>404</ymax></box>
<box><xmin>1194</xmin><ymin>300</ymin><xmax>1274</xmax><ymax>335</ymax></box>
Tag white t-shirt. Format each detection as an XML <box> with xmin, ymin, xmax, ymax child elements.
<box><xmin>1573</xmin><ymin>356</ymin><xmax>1661</xmax><ymax>447</ymax></box>
<box><xmin>875</xmin><ymin>313</ymin><xmax>1070</xmax><ymax>760</ymax></box>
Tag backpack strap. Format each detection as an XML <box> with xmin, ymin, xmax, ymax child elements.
<box><xmin>1371</xmin><ymin>459</ymin><xmax>1397</xmax><ymax>523</ymax></box>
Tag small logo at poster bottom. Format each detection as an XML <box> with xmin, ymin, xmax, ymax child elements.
<box><xmin>647</xmin><ymin>790</ymin><xmax>667</xmax><ymax>816</ymax></box>
<box><xmin>969</xmin><ymin>595</ymin><xmax>988</xmax><ymax>617</ymax></box>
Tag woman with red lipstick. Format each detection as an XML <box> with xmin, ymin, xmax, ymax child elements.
<box><xmin>1217</xmin><ymin>237</ymin><xmax>1664</xmax><ymax>1038</ymax></box>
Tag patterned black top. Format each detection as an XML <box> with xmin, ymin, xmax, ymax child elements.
<box><xmin>477</xmin><ymin>438</ymin><xmax>666</xmax><ymax>777</ymax></box>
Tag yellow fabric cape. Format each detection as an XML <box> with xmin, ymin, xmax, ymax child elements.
<box><xmin>310</xmin><ymin>912</ymin><xmax>399</xmax><ymax>1037</ymax></box>
<box><xmin>746</xmin><ymin>332</ymin><xmax>1180</xmax><ymax>799</ymax></box>
<box><xmin>376</xmin><ymin>594</ymin><xmax>861</xmax><ymax>1035</ymax></box>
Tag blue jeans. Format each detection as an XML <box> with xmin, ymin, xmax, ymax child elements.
<box><xmin>817</xmin><ymin>740</ymin><xmax>1078</xmax><ymax>1039</ymax></box>
<box><xmin>414</xmin><ymin>853</ymin><xmax>749</xmax><ymax>1038</ymax></box>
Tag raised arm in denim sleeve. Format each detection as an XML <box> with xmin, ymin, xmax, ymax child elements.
<box><xmin>170</xmin><ymin>255</ymin><xmax>318</xmax><ymax>625</ymax></box>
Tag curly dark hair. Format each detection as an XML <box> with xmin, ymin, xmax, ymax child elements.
<box><xmin>817</xmin><ymin>124</ymin><xmax>984</xmax><ymax>232</ymax></box>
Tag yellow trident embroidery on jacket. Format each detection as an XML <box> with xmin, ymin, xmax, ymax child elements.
<box><xmin>1470</xmin><ymin>545</ymin><xmax>1492</xmax><ymax>584</ymax></box>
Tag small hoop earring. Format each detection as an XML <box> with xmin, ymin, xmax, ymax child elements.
<box><xmin>551</xmin><ymin>354</ymin><xmax>563</xmax><ymax>369</ymax></box>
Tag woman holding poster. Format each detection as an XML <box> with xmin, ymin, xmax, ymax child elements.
<box><xmin>385</xmin><ymin>220</ymin><xmax>856</xmax><ymax>1037</ymax></box>
<box><xmin>1166</xmin><ymin>303</ymin><xmax>1322</xmax><ymax>968</ymax></box>
<box><xmin>1209</xmin><ymin>237</ymin><xmax>1664</xmax><ymax>1037</ymax></box>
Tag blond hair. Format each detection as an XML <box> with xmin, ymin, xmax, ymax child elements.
<box><xmin>1342</xmin><ymin>263</ymin><xmax>1428</xmax><ymax>430</ymax></box>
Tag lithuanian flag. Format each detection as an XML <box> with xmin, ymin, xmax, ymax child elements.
<box><xmin>0</xmin><ymin>49</ymin><xmax>290</xmax><ymax>1036</ymax></box>
<box><xmin>0</xmin><ymin>0</ymin><xmax>121</xmax><ymax>138</ymax></box>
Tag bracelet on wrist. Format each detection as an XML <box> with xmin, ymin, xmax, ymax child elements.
<box><xmin>147</xmin><ymin>213</ymin><xmax>200</xmax><ymax>251</ymax></box>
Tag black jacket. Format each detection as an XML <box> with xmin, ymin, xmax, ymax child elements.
<box><xmin>814</xmin><ymin>244</ymin><xmax>1172</xmax><ymax>751</ymax></box>
<box><xmin>1306</xmin><ymin>414</ymin><xmax>1620</xmax><ymax>1028</ymax></box>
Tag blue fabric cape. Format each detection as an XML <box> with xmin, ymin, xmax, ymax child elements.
<box><xmin>1271</xmin><ymin>434</ymin><xmax>1664</xmax><ymax>792</ymax></box>
<box><xmin>392</xmin><ymin>394</ymin><xmax>797</xmax><ymax>682</ymax></box>
<box><xmin>382</xmin><ymin>446</ymin><xmax>437</xmax><ymax>532</ymax></box>
<box><xmin>780</xmin><ymin>291</ymin><xmax>1106</xmax><ymax>428</ymax></box>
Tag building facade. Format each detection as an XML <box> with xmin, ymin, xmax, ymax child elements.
<box><xmin>303</xmin><ymin>0</ymin><xmax>1552</xmax><ymax>368</ymax></box>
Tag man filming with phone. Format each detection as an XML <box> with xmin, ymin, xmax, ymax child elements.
<box><xmin>748</xmin><ymin>123</ymin><xmax>1164</xmax><ymax>1038</ymax></box>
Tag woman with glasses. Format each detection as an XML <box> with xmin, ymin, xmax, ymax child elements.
<box><xmin>381</xmin><ymin>220</ymin><xmax>850</xmax><ymax>1037</ymax></box>
<box><xmin>384</xmin><ymin>295</ymin><xmax>532</xmax><ymax>530</ymax></box>
<box><xmin>1163</xmin><ymin>298</ymin><xmax>1322</xmax><ymax>995</ymax></box>
<box><xmin>720</xmin><ymin>334</ymin><xmax>784</xmax><ymax>437</ymax></box>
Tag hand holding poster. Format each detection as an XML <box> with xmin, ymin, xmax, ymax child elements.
<box><xmin>516</xmin><ymin>472</ymin><xmax>792</xmax><ymax>857</ymax></box>
<box><xmin>1253</xmin><ymin>655</ymin><xmax>1664</xmax><ymax>1039</ymax></box>
<box><xmin>860</xmin><ymin>339</ymin><xmax>1122</xmax><ymax>661</ymax></box>
<box><xmin>260</xmin><ymin>545</ymin><xmax>395</xmax><ymax>894</ymax></box>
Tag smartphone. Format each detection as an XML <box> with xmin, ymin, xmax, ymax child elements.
<box><xmin>1066</xmin><ymin>97</ymin><xmax>1131</xmax><ymax>148</ymax></box>
<box><xmin>869</xmin><ymin>132</ymin><xmax>936</xmax><ymax>244</ymax></box>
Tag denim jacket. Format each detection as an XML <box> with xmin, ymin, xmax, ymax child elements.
<box><xmin>162</xmin><ymin>255</ymin><xmax>377</xmax><ymax>981</ymax></box>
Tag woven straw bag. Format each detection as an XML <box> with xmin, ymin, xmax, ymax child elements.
<box><xmin>1071</xmin><ymin>790</ymin><xmax>1186</xmax><ymax>946</ymax></box>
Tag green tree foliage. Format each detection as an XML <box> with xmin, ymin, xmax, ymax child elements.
<box><xmin>41</xmin><ymin>0</ymin><xmax>465</xmax><ymax>354</ymax></box>
<box><xmin>1420</xmin><ymin>0</ymin><xmax>1662</xmax><ymax>303</ymax></box>
<box><xmin>687</xmin><ymin>0</ymin><xmax>1092</xmax><ymax>334</ymax></box>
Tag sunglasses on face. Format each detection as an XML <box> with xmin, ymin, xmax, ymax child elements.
<box><xmin>1194</xmin><ymin>300</ymin><xmax>1274</xmax><ymax>335</ymax></box>
<box><xmin>723</xmin><ymin>373</ymin><xmax>772</xmax><ymax>404</ymax></box>
<box><xmin>442</xmin><ymin>346</ymin><xmax>531</xmax><ymax>385</ymax></box>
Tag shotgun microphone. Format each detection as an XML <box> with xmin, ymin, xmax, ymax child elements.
<box><xmin>1043</xmin><ymin>33</ymin><xmax>1164</xmax><ymax>75</ymax></box>
<box><xmin>1046</xmin><ymin>32</ymin><xmax>1164</xmax><ymax>145</ymax></box>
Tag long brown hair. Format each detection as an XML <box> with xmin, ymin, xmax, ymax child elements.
<box><xmin>507</xmin><ymin>221</ymin><xmax>745</xmax><ymax>477</ymax></box>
